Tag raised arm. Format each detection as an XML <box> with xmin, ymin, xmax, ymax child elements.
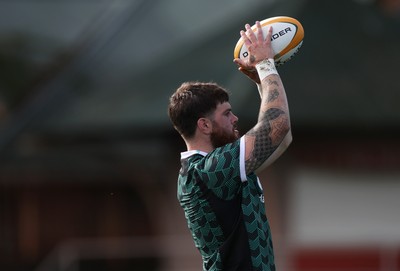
<box><xmin>234</xmin><ymin>22</ymin><xmax>292</xmax><ymax>174</ymax></box>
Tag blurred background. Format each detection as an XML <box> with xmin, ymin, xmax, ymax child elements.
<box><xmin>0</xmin><ymin>0</ymin><xmax>400</xmax><ymax>270</ymax></box>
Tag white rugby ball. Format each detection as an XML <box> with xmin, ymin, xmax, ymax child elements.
<box><xmin>234</xmin><ymin>16</ymin><xmax>304</xmax><ymax>66</ymax></box>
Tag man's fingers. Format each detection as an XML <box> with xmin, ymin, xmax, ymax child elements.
<box><xmin>265</xmin><ymin>26</ymin><xmax>273</xmax><ymax>43</ymax></box>
<box><xmin>240</xmin><ymin>30</ymin><xmax>252</xmax><ymax>47</ymax></box>
<box><xmin>233</xmin><ymin>57</ymin><xmax>244</xmax><ymax>66</ymax></box>
<box><xmin>245</xmin><ymin>23</ymin><xmax>257</xmax><ymax>43</ymax></box>
<box><xmin>256</xmin><ymin>21</ymin><xmax>264</xmax><ymax>41</ymax></box>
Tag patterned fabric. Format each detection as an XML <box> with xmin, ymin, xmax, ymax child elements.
<box><xmin>177</xmin><ymin>139</ymin><xmax>276</xmax><ymax>271</ymax></box>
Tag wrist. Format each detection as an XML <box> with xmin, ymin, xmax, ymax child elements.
<box><xmin>255</xmin><ymin>58</ymin><xmax>278</xmax><ymax>82</ymax></box>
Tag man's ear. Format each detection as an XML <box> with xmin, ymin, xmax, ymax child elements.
<box><xmin>197</xmin><ymin>118</ymin><xmax>212</xmax><ymax>135</ymax></box>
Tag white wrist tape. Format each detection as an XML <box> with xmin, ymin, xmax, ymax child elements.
<box><xmin>255</xmin><ymin>58</ymin><xmax>278</xmax><ymax>82</ymax></box>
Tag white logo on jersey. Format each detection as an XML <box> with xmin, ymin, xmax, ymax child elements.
<box><xmin>257</xmin><ymin>178</ymin><xmax>265</xmax><ymax>203</ymax></box>
<box><xmin>257</xmin><ymin>177</ymin><xmax>263</xmax><ymax>191</ymax></box>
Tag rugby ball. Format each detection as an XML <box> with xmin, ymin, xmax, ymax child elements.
<box><xmin>233</xmin><ymin>16</ymin><xmax>304</xmax><ymax>66</ymax></box>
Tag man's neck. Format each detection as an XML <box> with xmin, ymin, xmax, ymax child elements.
<box><xmin>186</xmin><ymin>141</ymin><xmax>214</xmax><ymax>154</ymax></box>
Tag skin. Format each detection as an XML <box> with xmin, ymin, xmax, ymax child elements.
<box><xmin>185</xmin><ymin>21</ymin><xmax>291</xmax><ymax>174</ymax></box>
<box><xmin>187</xmin><ymin>102</ymin><xmax>239</xmax><ymax>153</ymax></box>
<box><xmin>209</xmin><ymin>102</ymin><xmax>239</xmax><ymax>148</ymax></box>
<box><xmin>234</xmin><ymin>22</ymin><xmax>291</xmax><ymax>173</ymax></box>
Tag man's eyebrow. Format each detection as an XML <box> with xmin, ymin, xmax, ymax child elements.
<box><xmin>223</xmin><ymin>108</ymin><xmax>232</xmax><ymax>114</ymax></box>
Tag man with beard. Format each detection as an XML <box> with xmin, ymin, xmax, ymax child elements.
<box><xmin>167</xmin><ymin>22</ymin><xmax>292</xmax><ymax>271</ymax></box>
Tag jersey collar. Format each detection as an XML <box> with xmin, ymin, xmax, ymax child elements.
<box><xmin>180</xmin><ymin>150</ymin><xmax>208</xmax><ymax>159</ymax></box>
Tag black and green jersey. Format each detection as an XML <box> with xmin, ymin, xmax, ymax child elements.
<box><xmin>177</xmin><ymin>137</ymin><xmax>275</xmax><ymax>271</ymax></box>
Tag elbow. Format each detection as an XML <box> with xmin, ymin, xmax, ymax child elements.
<box><xmin>275</xmin><ymin>128</ymin><xmax>292</xmax><ymax>154</ymax></box>
<box><xmin>282</xmin><ymin>129</ymin><xmax>293</xmax><ymax>149</ymax></box>
<box><xmin>276</xmin><ymin>118</ymin><xmax>292</xmax><ymax>148</ymax></box>
<box><xmin>253</xmin><ymin>129</ymin><xmax>292</xmax><ymax>174</ymax></box>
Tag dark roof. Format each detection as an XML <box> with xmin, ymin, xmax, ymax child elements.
<box><xmin>0</xmin><ymin>0</ymin><xmax>400</xmax><ymax>150</ymax></box>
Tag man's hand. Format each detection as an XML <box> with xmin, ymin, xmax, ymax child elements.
<box><xmin>238</xmin><ymin>66</ymin><xmax>260</xmax><ymax>84</ymax></box>
<box><xmin>234</xmin><ymin>22</ymin><xmax>291</xmax><ymax>174</ymax></box>
<box><xmin>233</xmin><ymin>21</ymin><xmax>275</xmax><ymax>71</ymax></box>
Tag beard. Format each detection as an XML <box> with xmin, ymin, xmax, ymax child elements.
<box><xmin>210</xmin><ymin>122</ymin><xmax>240</xmax><ymax>149</ymax></box>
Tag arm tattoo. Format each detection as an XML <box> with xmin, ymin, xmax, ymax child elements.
<box><xmin>267</xmin><ymin>89</ymin><xmax>279</xmax><ymax>102</ymax></box>
<box><xmin>245</xmin><ymin>108</ymin><xmax>287</xmax><ymax>173</ymax></box>
<box><xmin>267</xmin><ymin>78</ymin><xmax>279</xmax><ymax>87</ymax></box>
<box><xmin>265</xmin><ymin>79</ymin><xmax>279</xmax><ymax>102</ymax></box>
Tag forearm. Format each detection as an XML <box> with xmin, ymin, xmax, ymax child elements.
<box><xmin>244</xmin><ymin>67</ymin><xmax>291</xmax><ymax>173</ymax></box>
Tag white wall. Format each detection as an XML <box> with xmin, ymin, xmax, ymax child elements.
<box><xmin>288</xmin><ymin>169</ymin><xmax>400</xmax><ymax>246</ymax></box>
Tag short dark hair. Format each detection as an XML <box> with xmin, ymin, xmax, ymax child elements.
<box><xmin>168</xmin><ymin>81</ymin><xmax>229</xmax><ymax>139</ymax></box>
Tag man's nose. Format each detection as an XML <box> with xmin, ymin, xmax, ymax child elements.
<box><xmin>232</xmin><ymin>113</ymin><xmax>239</xmax><ymax>123</ymax></box>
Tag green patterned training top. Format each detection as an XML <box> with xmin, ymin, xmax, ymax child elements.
<box><xmin>177</xmin><ymin>137</ymin><xmax>275</xmax><ymax>271</ymax></box>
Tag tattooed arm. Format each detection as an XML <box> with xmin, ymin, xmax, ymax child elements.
<box><xmin>234</xmin><ymin>22</ymin><xmax>292</xmax><ymax>174</ymax></box>
<box><xmin>244</xmin><ymin>74</ymin><xmax>291</xmax><ymax>174</ymax></box>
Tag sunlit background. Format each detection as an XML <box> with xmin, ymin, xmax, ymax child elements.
<box><xmin>1</xmin><ymin>0</ymin><xmax>400</xmax><ymax>270</ymax></box>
